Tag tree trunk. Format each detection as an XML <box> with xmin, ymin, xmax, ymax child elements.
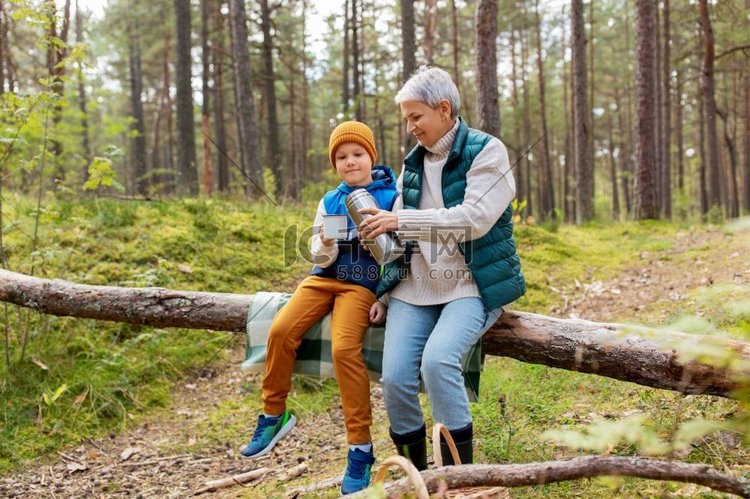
<box><xmin>561</xmin><ymin>23</ymin><xmax>573</xmax><ymax>222</ymax></box>
<box><xmin>475</xmin><ymin>0</ymin><xmax>499</xmax><ymax>138</ymax></box>
<box><xmin>506</xmin><ymin>27</ymin><xmax>526</xmax><ymax>207</ymax></box>
<box><xmin>301</xmin><ymin>0</ymin><xmax>310</xmax><ymax>181</ymax></box>
<box><xmin>351</xmin><ymin>0</ymin><xmax>362</xmax><ymax>121</ymax></box>
<box><xmin>399</xmin><ymin>0</ymin><xmax>416</xmax><ymax>154</ymax></box>
<box><xmin>173</xmin><ymin>0</ymin><xmax>198</xmax><ymax>196</ymax></box>
<box><xmin>228</xmin><ymin>0</ymin><xmax>263</xmax><ymax>197</ymax></box>
<box><xmin>377</xmin><ymin>457</ymin><xmax>750</xmax><ymax>498</ymax></box>
<box><xmin>698</xmin><ymin>0</ymin><xmax>722</xmax><ymax>213</ymax></box>
<box><xmin>424</xmin><ymin>0</ymin><xmax>437</xmax><ymax>65</ymax></box>
<box><xmin>152</xmin><ymin>28</ymin><xmax>175</xmax><ymax>195</ymax></box>
<box><xmin>744</xmin><ymin>65</ymin><xmax>750</xmax><ymax>214</ymax></box>
<box><xmin>259</xmin><ymin>0</ymin><xmax>282</xmax><ymax>189</ymax></box>
<box><xmin>660</xmin><ymin>0</ymin><xmax>671</xmax><ymax>218</ymax></box>
<box><xmin>450</xmin><ymin>0</ymin><xmax>460</xmax><ymax>92</ymax></box>
<box><xmin>510</xmin><ymin>28</ymin><xmax>524</xmax><ymax>211</ymax></box>
<box><xmin>47</xmin><ymin>0</ymin><xmax>71</xmax><ymax>185</ymax></box>
<box><xmin>75</xmin><ymin>0</ymin><xmax>91</xmax><ymax>182</ymax></box>
<box><xmin>699</xmin><ymin>90</ymin><xmax>709</xmax><ymax>217</ymax></box>
<box><xmin>520</xmin><ymin>28</ymin><xmax>533</xmax><ymax>218</ymax></box>
<box><xmin>200</xmin><ymin>0</ymin><xmax>213</xmax><ymax>196</ymax></box>
<box><xmin>718</xmin><ymin>109</ymin><xmax>739</xmax><ymax>219</ymax></box>
<box><xmin>128</xmin><ymin>18</ymin><xmax>148</xmax><ymax>196</ymax></box>
<box><xmin>1</xmin><ymin>0</ymin><xmax>13</xmax><ymax>95</ymax></box>
<box><xmin>608</xmin><ymin>111</ymin><xmax>620</xmax><ymax>219</ymax></box>
<box><xmin>571</xmin><ymin>0</ymin><xmax>593</xmax><ymax>223</ymax></box>
<box><xmin>212</xmin><ymin>3</ymin><xmax>229</xmax><ymax>193</ymax></box>
<box><xmin>633</xmin><ymin>0</ymin><xmax>658</xmax><ymax>220</ymax></box>
<box><xmin>0</xmin><ymin>0</ymin><xmax>5</xmax><ymax>94</ymax></box>
<box><xmin>614</xmin><ymin>86</ymin><xmax>631</xmax><ymax>216</ymax></box>
<box><xmin>675</xmin><ymin>67</ymin><xmax>685</xmax><ymax>195</ymax></box>
<box><xmin>534</xmin><ymin>0</ymin><xmax>554</xmax><ymax>221</ymax></box>
<box><xmin>342</xmin><ymin>0</ymin><xmax>350</xmax><ymax>113</ymax></box>
<box><xmin>2</xmin><ymin>269</ymin><xmax>749</xmax><ymax>399</ymax></box>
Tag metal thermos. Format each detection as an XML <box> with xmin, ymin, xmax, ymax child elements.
<box><xmin>345</xmin><ymin>189</ymin><xmax>403</xmax><ymax>265</ymax></box>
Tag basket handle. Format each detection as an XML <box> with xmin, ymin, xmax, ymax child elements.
<box><xmin>372</xmin><ymin>455</ymin><xmax>430</xmax><ymax>499</ymax></box>
<box><xmin>432</xmin><ymin>423</ymin><xmax>461</xmax><ymax>467</ymax></box>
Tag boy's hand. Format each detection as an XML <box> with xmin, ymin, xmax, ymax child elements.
<box><xmin>318</xmin><ymin>226</ymin><xmax>335</xmax><ymax>247</ymax></box>
<box><xmin>358</xmin><ymin>208</ymin><xmax>398</xmax><ymax>238</ymax></box>
<box><xmin>369</xmin><ymin>301</ymin><xmax>387</xmax><ymax>324</ymax></box>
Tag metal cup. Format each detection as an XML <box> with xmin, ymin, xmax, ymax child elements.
<box><xmin>345</xmin><ymin>189</ymin><xmax>403</xmax><ymax>265</ymax></box>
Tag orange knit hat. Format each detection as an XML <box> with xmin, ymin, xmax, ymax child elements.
<box><xmin>328</xmin><ymin>121</ymin><xmax>378</xmax><ymax>169</ymax></box>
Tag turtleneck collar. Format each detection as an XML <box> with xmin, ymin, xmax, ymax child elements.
<box><xmin>425</xmin><ymin>119</ymin><xmax>459</xmax><ymax>160</ymax></box>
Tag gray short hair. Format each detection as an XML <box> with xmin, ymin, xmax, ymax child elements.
<box><xmin>394</xmin><ymin>66</ymin><xmax>460</xmax><ymax>120</ymax></box>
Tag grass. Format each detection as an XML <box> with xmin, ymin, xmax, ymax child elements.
<box><xmin>1</xmin><ymin>194</ymin><xmax>748</xmax><ymax>497</ymax></box>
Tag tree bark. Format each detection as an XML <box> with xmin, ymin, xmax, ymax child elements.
<box><xmin>520</xmin><ymin>27</ymin><xmax>533</xmax><ymax>218</ymax></box>
<box><xmin>342</xmin><ymin>0</ymin><xmax>350</xmax><ymax>113</ymax></box>
<box><xmin>173</xmin><ymin>0</ymin><xmax>198</xmax><ymax>196</ymax></box>
<box><xmin>75</xmin><ymin>0</ymin><xmax>91</xmax><ymax>181</ymax></box>
<box><xmin>614</xmin><ymin>86</ymin><xmax>631</xmax><ymax>216</ymax></box>
<box><xmin>46</xmin><ymin>0</ymin><xmax>71</xmax><ymax>185</ymax></box>
<box><xmin>607</xmin><ymin>111</ymin><xmax>620</xmax><ymax>219</ymax></box>
<box><xmin>744</xmin><ymin>65</ymin><xmax>750</xmax><ymax>214</ymax></box>
<box><xmin>699</xmin><ymin>90</ymin><xmax>709</xmax><ymax>217</ymax></box>
<box><xmin>399</xmin><ymin>0</ymin><xmax>416</xmax><ymax>154</ymax></box>
<box><xmin>675</xmin><ymin>67</ymin><xmax>685</xmax><ymax>194</ymax></box>
<box><xmin>571</xmin><ymin>0</ymin><xmax>593</xmax><ymax>223</ymax></box>
<box><xmin>450</xmin><ymin>0</ymin><xmax>460</xmax><ymax>92</ymax></box>
<box><xmin>633</xmin><ymin>0</ymin><xmax>658</xmax><ymax>220</ymax></box>
<box><xmin>509</xmin><ymin>28</ymin><xmax>523</xmax><ymax>209</ymax></box>
<box><xmin>128</xmin><ymin>17</ymin><xmax>148</xmax><ymax>196</ymax></box>
<box><xmin>423</xmin><ymin>0</ymin><xmax>437</xmax><ymax>66</ymax></box>
<box><xmin>475</xmin><ymin>0</ymin><xmax>499</xmax><ymax>138</ymax></box>
<box><xmin>373</xmin><ymin>457</ymin><xmax>750</xmax><ymax>498</ymax></box>
<box><xmin>259</xmin><ymin>0</ymin><xmax>282</xmax><ymax>188</ymax></box>
<box><xmin>2</xmin><ymin>269</ymin><xmax>748</xmax><ymax>399</ymax></box>
<box><xmin>718</xmin><ymin>108</ymin><xmax>739</xmax><ymax>219</ymax></box>
<box><xmin>534</xmin><ymin>0</ymin><xmax>554</xmax><ymax>220</ymax></box>
<box><xmin>228</xmin><ymin>0</ymin><xmax>263</xmax><ymax>197</ymax></box>
<box><xmin>200</xmin><ymin>0</ymin><xmax>213</xmax><ymax>196</ymax></box>
<box><xmin>351</xmin><ymin>0</ymin><xmax>362</xmax><ymax>121</ymax></box>
<box><xmin>0</xmin><ymin>0</ymin><xmax>5</xmax><ymax>94</ymax></box>
<box><xmin>660</xmin><ymin>0</ymin><xmax>671</xmax><ymax>219</ymax></box>
<box><xmin>212</xmin><ymin>3</ymin><xmax>229</xmax><ymax>193</ymax></box>
<box><xmin>698</xmin><ymin>0</ymin><xmax>722</xmax><ymax>213</ymax></box>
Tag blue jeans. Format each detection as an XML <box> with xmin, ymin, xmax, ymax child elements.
<box><xmin>381</xmin><ymin>297</ymin><xmax>503</xmax><ymax>434</ymax></box>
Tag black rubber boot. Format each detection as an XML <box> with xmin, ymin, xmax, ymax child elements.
<box><xmin>389</xmin><ymin>424</ymin><xmax>427</xmax><ymax>471</ymax></box>
<box><xmin>439</xmin><ymin>422</ymin><xmax>473</xmax><ymax>465</ymax></box>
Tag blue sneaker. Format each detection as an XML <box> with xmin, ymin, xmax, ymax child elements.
<box><xmin>340</xmin><ymin>448</ymin><xmax>376</xmax><ymax>495</ymax></box>
<box><xmin>241</xmin><ymin>411</ymin><xmax>296</xmax><ymax>458</ymax></box>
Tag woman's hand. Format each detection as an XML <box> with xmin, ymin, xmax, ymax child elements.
<box><xmin>357</xmin><ymin>208</ymin><xmax>398</xmax><ymax>238</ymax></box>
<box><xmin>369</xmin><ymin>301</ymin><xmax>387</xmax><ymax>324</ymax></box>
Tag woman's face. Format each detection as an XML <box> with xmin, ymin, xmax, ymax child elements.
<box><xmin>400</xmin><ymin>100</ymin><xmax>454</xmax><ymax>148</ymax></box>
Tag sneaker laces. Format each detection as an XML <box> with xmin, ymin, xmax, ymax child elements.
<box><xmin>346</xmin><ymin>451</ymin><xmax>372</xmax><ymax>480</ymax></box>
<box><xmin>251</xmin><ymin>415</ymin><xmax>277</xmax><ymax>441</ymax></box>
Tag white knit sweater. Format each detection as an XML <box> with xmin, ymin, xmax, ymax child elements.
<box><xmin>388</xmin><ymin>120</ymin><xmax>516</xmax><ymax>306</ymax></box>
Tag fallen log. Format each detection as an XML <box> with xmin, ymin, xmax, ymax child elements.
<box><xmin>192</xmin><ymin>466</ymin><xmax>269</xmax><ymax>495</ymax></box>
<box><xmin>1</xmin><ymin>269</ymin><xmax>747</xmax><ymax>398</ymax></box>
<box><xmin>367</xmin><ymin>456</ymin><xmax>750</xmax><ymax>498</ymax></box>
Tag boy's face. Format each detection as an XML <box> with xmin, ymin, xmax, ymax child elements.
<box><xmin>333</xmin><ymin>142</ymin><xmax>374</xmax><ymax>187</ymax></box>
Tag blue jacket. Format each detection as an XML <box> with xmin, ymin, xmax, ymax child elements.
<box><xmin>311</xmin><ymin>164</ymin><xmax>399</xmax><ymax>292</ymax></box>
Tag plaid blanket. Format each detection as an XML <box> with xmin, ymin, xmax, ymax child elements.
<box><xmin>242</xmin><ymin>292</ymin><xmax>483</xmax><ymax>402</ymax></box>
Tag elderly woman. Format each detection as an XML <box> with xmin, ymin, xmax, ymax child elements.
<box><xmin>358</xmin><ymin>66</ymin><xmax>526</xmax><ymax>469</ymax></box>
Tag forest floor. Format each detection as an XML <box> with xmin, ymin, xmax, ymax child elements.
<box><xmin>1</xmin><ymin>223</ymin><xmax>749</xmax><ymax>498</ymax></box>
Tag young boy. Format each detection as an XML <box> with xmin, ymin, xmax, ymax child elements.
<box><xmin>241</xmin><ymin>121</ymin><xmax>398</xmax><ymax>495</ymax></box>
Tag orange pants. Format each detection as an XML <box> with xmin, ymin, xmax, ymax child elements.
<box><xmin>262</xmin><ymin>276</ymin><xmax>375</xmax><ymax>444</ymax></box>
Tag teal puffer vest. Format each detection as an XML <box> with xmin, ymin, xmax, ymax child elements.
<box><xmin>377</xmin><ymin>118</ymin><xmax>526</xmax><ymax>311</ymax></box>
